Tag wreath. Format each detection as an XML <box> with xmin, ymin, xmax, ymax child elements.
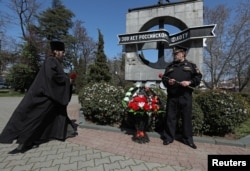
<box><xmin>122</xmin><ymin>85</ymin><xmax>165</xmax><ymax>143</ymax></box>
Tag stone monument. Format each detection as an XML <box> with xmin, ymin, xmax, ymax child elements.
<box><xmin>118</xmin><ymin>0</ymin><xmax>216</xmax><ymax>87</ymax></box>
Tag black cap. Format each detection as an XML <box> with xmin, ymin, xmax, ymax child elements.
<box><xmin>50</xmin><ymin>41</ymin><xmax>65</xmax><ymax>51</ymax></box>
<box><xmin>173</xmin><ymin>45</ymin><xmax>188</xmax><ymax>53</ymax></box>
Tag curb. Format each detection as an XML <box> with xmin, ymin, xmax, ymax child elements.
<box><xmin>78</xmin><ymin>112</ymin><xmax>250</xmax><ymax>148</ymax></box>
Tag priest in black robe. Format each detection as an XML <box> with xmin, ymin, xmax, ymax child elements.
<box><xmin>0</xmin><ymin>41</ymin><xmax>78</xmax><ymax>154</ymax></box>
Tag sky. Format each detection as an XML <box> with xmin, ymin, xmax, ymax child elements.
<box><xmin>0</xmin><ymin>0</ymin><xmax>238</xmax><ymax>59</ymax></box>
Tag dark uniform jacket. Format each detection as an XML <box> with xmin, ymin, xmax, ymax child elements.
<box><xmin>162</xmin><ymin>59</ymin><xmax>202</xmax><ymax>97</ymax></box>
<box><xmin>0</xmin><ymin>57</ymin><xmax>76</xmax><ymax>144</ymax></box>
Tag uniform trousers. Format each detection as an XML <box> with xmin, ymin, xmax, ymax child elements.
<box><xmin>164</xmin><ymin>93</ymin><xmax>194</xmax><ymax>144</ymax></box>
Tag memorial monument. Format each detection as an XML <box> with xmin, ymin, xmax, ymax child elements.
<box><xmin>118</xmin><ymin>0</ymin><xmax>216</xmax><ymax>87</ymax></box>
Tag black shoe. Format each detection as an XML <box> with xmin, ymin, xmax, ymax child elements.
<box><xmin>8</xmin><ymin>148</ymin><xmax>22</xmax><ymax>154</ymax></box>
<box><xmin>8</xmin><ymin>144</ymin><xmax>33</xmax><ymax>154</ymax></box>
<box><xmin>32</xmin><ymin>143</ymin><xmax>39</xmax><ymax>149</ymax></box>
<box><xmin>185</xmin><ymin>142</ymin><xmax>197</xmax><ymax>149</ymax></box>
<box><xmin>163</xmin><ymin>140</ymin><xmax>173</xmax><ymax>145</ymax></box>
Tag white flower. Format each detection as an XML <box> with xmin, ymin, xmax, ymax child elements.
<box><xmin>138</xmin><ymin>102</ymin><xmax>145</xmax><ymax>108</ymax></box>
<box><xmin>126</xmin><ymin>92</ymin><xmax>132</xmax><ymax>96</ymax></box>
<box><xmin>132</xmin><ymin>93</ymin><xmax>137</xmax><ymax>97</ymax></box>
<box><xmin>135</xmin><ymin>82</ymin><xmax>142</xmax><ymax>87</ymax></box>
<box><xmin>129</xmin><ymin>87</ymin><xmax>134</xmax><ymax>91</ymax></box>
<box><xmin>123</xmin><ymin>97</ymin><xmax>130</xmax><ymax>102</ymax></box>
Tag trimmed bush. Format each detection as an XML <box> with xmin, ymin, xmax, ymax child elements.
<box><xmin>236</xmin><ymin>93</ymin><xmax>250</xmax><ymax>116</ymax></box>
<box><xmin>195</xmin><ymin>90</ymin><xmax>248</xmax><ymax>136</ymax></box>
<box><xmin>192</xmin><ymin>98</ymin><xmax>205</xmax><ymax>135</ymax></box>
<box><xmin>78</xmin><ymin>82</ymin><xmax>124</xmax><ymax>125</ymax></box>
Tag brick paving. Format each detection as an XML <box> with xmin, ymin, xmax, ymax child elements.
<box><xmin>0</xmin><ymin>96</ymin><xmax>250</xmax><ymax>171</ymax></box>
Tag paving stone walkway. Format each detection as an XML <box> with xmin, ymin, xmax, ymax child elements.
<box><xmin>0</xmin><ymin>96</ymin><xmax>249</xmax><ymax>171</ymax></box>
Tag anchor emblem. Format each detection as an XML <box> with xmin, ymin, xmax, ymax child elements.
<box><xmin>138</xmin><ymin>41</ymin><xmax>170</xmax><ymax>69</ymax></box>
<box><xmin>118</xmin><ymin>24</ymin><xmax>216</xmax><ymax>69</ymax></box>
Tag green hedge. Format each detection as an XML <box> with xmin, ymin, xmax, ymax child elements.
<box><xmin>78</xmin><ymin>83</ymin><xmax>250</xmax><ymax>138</ymax></box>
<box><xmin>78</xmin><ymin>82</ymin><xmax>124</xmax><ymax>125</ymax></box>
<box><xmin>195</xmin><ymin>90</ymin><xmax>249</xmax><ymax>136</ymax></box>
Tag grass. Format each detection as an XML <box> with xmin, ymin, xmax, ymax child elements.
<box><xmin>233</xmin><ymin>117</ymin><xmax>250</xmax><ymax>139</ymax></box>
<box><xmin>0</xmin><ymin>89</ymin><xmax>24</xmax><ymax>97</ymax></box>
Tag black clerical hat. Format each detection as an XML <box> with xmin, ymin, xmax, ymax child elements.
<box><xmin>50</xmin><ymin>41</ymin><xmax>65</xmax><ymax>51</ymax></box>
<box><xmin>173</xmin><ymin>45</ymin><xmax>188</xmax><ymax>53</ymax></box>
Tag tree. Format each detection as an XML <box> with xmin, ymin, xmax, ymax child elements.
<box><xmin>70</xmin><ymin>20</ymin><xmax>96</xmax><ymax>92</ymax></box>
<box><xmin>203</xmin><ymin>1</ymin><xmax>250</xmax><ymax>91</ymax></box>
<box><xmin>108</xmin><ymin>53</ymin><xmax>126</xmax><ymax>87</ymax></box>
<box><xmin>2</xmin><ymin>0</ymin><xmax>42</xmax><ymax>90</ymax></box>
<box><xmin>203</xmin><ymin>5</ymin><xmax>232</xmax><ymax>89</ymax></box>
<box><xmin>35</xmin><ymin>0</ymin><xmax>75</xmax><ymax>71</ymax></box>
<box><xmin>6</xmin><ymin>41</ymin><xmax>40</xmax><ymax>92</ymax></box>
<box><xmin>8</xmin><ymin>0</ymin><xmax>42</xmax><ymax>41</ymax></box>
<box><xmin>20</xmin><ymin>40</ymin><xmax>41</xmax><ymax>73</ymax></box>
<box><xmin>230</xmin><ymin>1</ymin><xmax>250</xmax><ymax>91</ymax></box>
<box><xmin>36</xmin><ymin>0</ymin><xmax>74</xmax><ymax>42</ymax></box>
<box><xmin>6</xmin><ymin>63</ymin><xmax>33</xmax><ymax>92</ymax></box>
<box><xmin>88</xmin><ymin>29</ymin><xmax>111</xmax><ymax>83</ymax></box>
<box><xmin>0</xmin><ymin>34</ymin><xmax>22</xmax><ymax>77</ymax></box>
<box><xmin>0</xmin><ymin>0</ymin><xmax>12</xmax><ymax>31</ymax></box>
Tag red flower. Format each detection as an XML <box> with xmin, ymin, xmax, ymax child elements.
<box><xmin>151</xmin><ymin>103</ymin><xmax>159</xmax><ymax>111</ymax></box>
<box><xmin>134</xmin><ymin>95</ymin><xmax>147</xmax><ymax>103</ymax></box>
<box><xmin>151</xmin><ymin>96</ymin><xmax>158</xmax><ymax>103</ymax></box>
<box><xmin>143</xmin><ymin>103</ymin><xmax>151</xmax><ymax>111</ymax></box>
<box><xmin>128</xmin><ymin>101</ymin><xmax>140</xmax><ymax>111</ymax></box>
<box><xmin>158</xmin><ymin>73</ymin><xmax>163</xmax><ymax>78</ymax></box>
<box><xmin>70</xmin><ymin>73</ymin><xmax>77</xmax><ymax>80</ymax></box>
<box><xmin>124</xmin><ymin>86</ymin><xmax>162</xmax><ymax>115</ymax></box>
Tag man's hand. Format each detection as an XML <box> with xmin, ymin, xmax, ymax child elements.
<box><xmin>168</xmin><ymin>79</ymin><xmax>176</xmax><ymax>85</ymax></box>
<box><xmin>180</xmin><ymin>81</ymin><xmax>191</xmax><ymax>87</ymax></box>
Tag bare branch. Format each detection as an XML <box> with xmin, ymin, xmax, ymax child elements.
<box><xmin>8</xmin><ymin>0</ymin><xmax>42</xmax><ymax>40</ymax></box>
<box><xmin>203</xmin><ymin>2</ymin><xmax>250</xmax><ymax>91</ymax></box>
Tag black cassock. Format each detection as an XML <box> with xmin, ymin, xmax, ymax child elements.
<box><xmin>0</xmin><ymin>57</ymin><xmax>77</xmax><ymax>145</ymax></box>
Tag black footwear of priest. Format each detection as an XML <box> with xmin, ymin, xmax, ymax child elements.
<box><xmin>163</xmin><ymin>140</ymin><xmax>173</xmax><ymax>145</ymax></box>
<box><xmin>8</xmin><ymin>144</ymin><xmax>33</xmax><ymax>154</ymax></box>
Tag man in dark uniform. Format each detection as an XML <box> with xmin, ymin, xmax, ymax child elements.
<box><xmin>161</xmin><ymin>45</ymin><xmax>202</xmax><ymax>149</ymax></box>
<box><xmin>0</xmin><ymin>41</ymin><xmax>78</xmax><ymax>154</ymax></box>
